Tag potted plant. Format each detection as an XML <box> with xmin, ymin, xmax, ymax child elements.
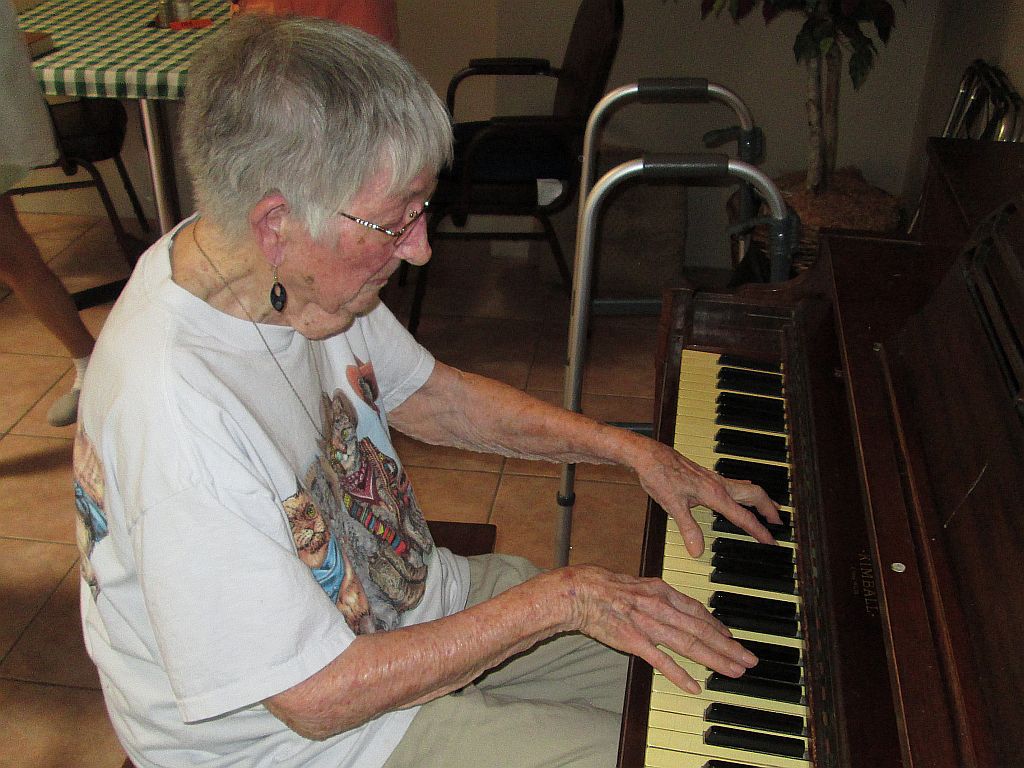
<box><xmin>698</xmin><ymin>0</ymin><xmax>905</xmax><ymax>265</ymax></box>
<box><xmin>701</xmin><ymin>0</ymin><xmax>899</xmax><ymax>193</ymax></box>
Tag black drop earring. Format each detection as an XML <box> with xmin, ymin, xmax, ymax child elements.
<box><xmin>269</xmin><ymin>265</ymin><xmax>287</xmax><ymax>312</ymax></box>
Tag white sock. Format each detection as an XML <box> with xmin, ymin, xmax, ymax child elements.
<box><xmin>72</xmin><ymin>354</ymin><xmax>90</xmax><ymax>390</ymax></box>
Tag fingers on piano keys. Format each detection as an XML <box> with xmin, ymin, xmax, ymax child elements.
<box><xmin>647</xmin><ymin>351</ymin><xmax>810</xmax><ymax>768</ymax></box>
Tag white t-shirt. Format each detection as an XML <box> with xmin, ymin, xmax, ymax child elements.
<box><xmin>73</xmin><ymin>219</ymin><xmax>470</xmax><ymax>768</ymax></box>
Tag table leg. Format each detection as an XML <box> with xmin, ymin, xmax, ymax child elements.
<box><xmin>138</xmin><ymin>98</ymin><xmax>181</xmax><ymax>233</ymax></box>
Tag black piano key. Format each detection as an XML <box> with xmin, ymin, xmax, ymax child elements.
<box><xmin>715</xmin><ymin>399</ymin><xmax>785</xmax><ymax>428</ymax></box>
<box><xmin>717</xmin><ymin>367</ymin><xmax>784</xmax><ymax>397</ymax></box>
<box><xmin>704</xmin><ymin>702</ymin><xmax>805</xmax><ymax>736</ymax></box>
<box><xmin>714</xmin><ymin>427</ymin><xmax>788</xmax><ymax>463</ymax></box>
<box><xmin>711</xmin><ymin>567</ymin><xmax>796</xmax><ymax>595</ymax></box>
<box><xmin>714</xmin><ymin>459</ymin><xmax>790</xmax><ymax>505</ymax></box>
<box><xmin>737</xmin><ymin>638</ymin><xmax>801</xmax><ymax>666</ymax></box>
<box><xmin>704</xmin><ymin>725</ymin><xmax>806</xmax><ymax>759</ymax></box>
<box><xmin>704</xmin><ymin>761</ymin><xmax>764</xmax><ymax>768</ymax></box>
<box><xmin>706</xmin><ymin>672</ymin><xmax>804</xmax><ymax>704</ymax></box>
<box><xmin>743</xmin><ymin>505</ymin><xmax>792</xmax><ymax>528</ymax></box>
<box><xmin>716</xmin><ymin>392</ymin><xmax>785</xmax><ymax>432</ymax></box>
<box><xmin>713</xmin><ymin>515</ymin><xmax>793</xmax><ymax>542</ymax></box>
<box><xmin>711</xmin><ymin>557</ymin><xmax>795</xmax><ymax>587</ymax></box>
<box><xmin>711</xmin><ymin>553</ymin><xmax>794</xmax><ymax>582</ymax></box>
<box><xmin>714</xmin><ymin>457</ymin><xmax>789</xmax><ymax>485</ymax></box>
<box><xmin>712</xmin><ymin>608</ymin><xmax>800</xmax><ymax>637</ymax></box>
<box><xmin>716</xmin><ymin>355</ymin><xmax>781</xmax><ymax>374</ymax></box>
<box><xmin>709</xmin><ymin>591</ymin><xmax>798</xmax><ymax>620</ymax></box>
<box><xmin>745</xmin><ymin>658</ymin><xmax>803</xmax><ymax>686</ymax></box>
<box><xmin>713</xmin><ymin>538</ymin><xmax>794</xmax><ymax>565</ymax></box>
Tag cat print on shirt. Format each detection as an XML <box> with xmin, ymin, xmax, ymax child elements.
<box><xmin>71</xmin><ymin>359</ymin><xmax>433</xmax><ymax>633</ymax></box>
<box><xmin>313</xmin><ymin>382</ymin><xmax>433</xmax><ymax>630</ymax></box>
<box><xmin>72</xmin><ymin>429</ymin><xmax>108</xmax><ymax>598</ymax></box>
<box><xmin>283</xmin><ymin>483</ymin><xmax>374</xmax><ymax>634</ymax></box>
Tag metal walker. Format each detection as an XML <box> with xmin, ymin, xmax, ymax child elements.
<box><xmin>553</xmin><ymin>78</ymin><xmax>799</xmax><ymax>566</ymax></box>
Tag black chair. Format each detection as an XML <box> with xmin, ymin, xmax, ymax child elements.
<box><xmin>10</xmin><ymin>98</ymin><xmax>150</xmax><ymax>275</ymax></box>
<box><xmin>404</xmin><ymin>0</ymin><xmax>624</xmax><ymax>335</ymax></box>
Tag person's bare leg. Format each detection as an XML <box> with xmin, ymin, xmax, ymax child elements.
<box><xmin>0</xmin><ymin>194</ymin><xmax>95</xmax><ymax>425</ymax></box>
<box><xmin>0</xmin><ymin>194</ymin><xmax>94</xmax><ymax>356</ymax></box>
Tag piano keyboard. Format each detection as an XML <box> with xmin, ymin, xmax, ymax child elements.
<box><xmin>644</xmin><ymin>349</ymin><xmax>810</xmax><ymax>768</ymax></box>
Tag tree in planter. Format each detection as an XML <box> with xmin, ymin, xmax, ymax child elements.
<box><xmin>700</xmin><ymin>0</ymin><xmax>898</xmax><ymax>193</ymax></box>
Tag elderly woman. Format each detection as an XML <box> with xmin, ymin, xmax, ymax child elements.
<box><xmin>73</xmin><ymin>15</ymin><xmax>780</xmax><ymax>768</ymax></box>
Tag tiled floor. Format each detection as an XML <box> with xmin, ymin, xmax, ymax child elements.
<box><xmin>0</xmin><ymin>213</ymin><xmax>664</xmax><ymax>767</ymax></box>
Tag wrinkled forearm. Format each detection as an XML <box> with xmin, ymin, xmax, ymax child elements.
<box><xmin>389</xmin><ymin>362</ymin><xmax>651</xmax><ymax>470</ymax></box>
<box><xmin>265</xmin><ymin>567</ymin><xmax>578</xmax><ymax>740</ymax></box>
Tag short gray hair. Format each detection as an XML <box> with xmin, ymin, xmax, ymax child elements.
<box><xmin>181</xmin><ymin>14</ymin><xmax>453</xmax><ymax>240</ymax></box>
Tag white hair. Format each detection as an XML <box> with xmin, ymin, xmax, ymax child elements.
<box><xmin>181</xmin><ymin>14</ymin><xmax>453</xmax><ymax>241</ymax></box>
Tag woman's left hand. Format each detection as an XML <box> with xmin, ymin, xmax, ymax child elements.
<box><xmin>634</xmin><ymin>441</ymin><xmax>782</xmax><ymax>558</ymax></box>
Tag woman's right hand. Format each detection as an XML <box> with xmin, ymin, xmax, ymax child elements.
<box><xmin>562</xmin><ymin>564</ymin><xmax>758</xmax><ymax>695</ymax></box>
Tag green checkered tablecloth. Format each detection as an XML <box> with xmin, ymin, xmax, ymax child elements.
<box><xmin>18</xmin><ymin>0</ymin><xmax>229</xmax><ymax>99</ymax></box>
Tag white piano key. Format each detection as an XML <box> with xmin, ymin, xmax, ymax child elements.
<box><xmin>639</xmin><ymin>349</ymin><xmax>810</xmax><ymax>768</ymax></box>
<box><xmin>646</xmin><ymin>727</ymin><xmax>809</xmax><ymax>768</ymax></box>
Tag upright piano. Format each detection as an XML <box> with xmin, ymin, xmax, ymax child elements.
<box><xmin>617</xmin><ymin>138</ymin><xmax>1024</xmax><ymax>768</ymax></box>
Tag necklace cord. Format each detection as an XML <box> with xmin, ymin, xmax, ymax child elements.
<box><xmin>191</xmin><ymin>221</ymin><xmax>326</xmax><ymax>439</ymax></box>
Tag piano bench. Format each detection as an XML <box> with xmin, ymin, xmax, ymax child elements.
<box><xmin>118</xmin><ymin>520</ymin><xmax>497</xmax><ymax>768</ymax></box>
<box><xmin>426</xmin><ymin>520</ymin><xmax>497</xmax><ymax>556</ymax></box>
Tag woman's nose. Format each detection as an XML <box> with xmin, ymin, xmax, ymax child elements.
<box><xmin>396</xmin><ymin>219</ymin><xmax>431</xmax><ymax>266</ymax></box>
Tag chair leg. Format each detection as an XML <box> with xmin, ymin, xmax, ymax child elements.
<box><xmin>112</xmin><ymin>155</ymin><xmax>150</xmax><ymax>233</ymax></box>
<box><xmin>407</xmin><ymin>260</ymin><xmax>431</xmax><ymax>338</ymax></box>
<box><xmin>406</xmin><ymin>211</ymin><xmax>447</xmax><ymax>336</ymax></box>
<box><xmin>538</xmin><ymin>214</ymin><xmax>572</xmax><ymax>294</ymax></box>
<box><xmin>77</xmin><ymin>159</ymin><xmax>143</xmax><ymax>268</ymax></box>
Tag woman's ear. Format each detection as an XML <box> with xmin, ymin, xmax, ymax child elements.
<box><xmin>250</xmin><ymin>194</ymin><xmax>289</xmax><ymax>266</ymax></box>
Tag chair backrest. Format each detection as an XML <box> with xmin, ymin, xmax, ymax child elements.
<box><xmin>552</xmin><ymin>0</ymin><xmax>624</xmax><ymax>123</ymax></box>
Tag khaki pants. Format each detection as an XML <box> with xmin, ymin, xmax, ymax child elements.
<box><xmin>382</xmin><ymin>555</ymin><xmax>629</xmax><ymax>768</ymax></box>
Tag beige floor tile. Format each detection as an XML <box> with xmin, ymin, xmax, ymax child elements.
<box><xmin>80</xmin><ymin>300</ymin><xmax>115</xmax><ymax>339</ymax></box>
<box><xmin>565</xmin><ymin>481</ymin><xmax>647</xmax><ymax>576</ymax></box>
<box><xmin>14</xmin><ymin>211</ymin><xmax>98</xmax><ymax>239</ymax></box>
<box><xmin>0</xmin><ymin>289</ymin><xmax>112</xmax><ymax>363</ymax></box>
<box><xmin>0</xmin><ymin>539</ymin><xmax>77</xmax><ymax>659</ymax></box>
<box><xmin>403</xmin><ymin>466</ymin><xmax>500</xmax><ymax>525</ymax></box>
<box><xmin>391</xmin><ymin>431</ymin><xmax>504</xmax><ymax>473</ymax></box>
<box><xmin>0</xmin><ymin>298</ymin><xmax>71</xmax><ymax>357</ymax></box>
<box><xmin>414</xmin><ymin>314</ymin><xmax>542</xmax><ymax>390</ymax></box>
<box><xmin>395</xmin><ymin>239</ymin><xmax>573</xmax><ymax>323</ymax></box>
<box><xmin>0</xmin><ymin>353</ymin><xmax>70</xmax><ymax>433</ymax></box>
<box><xmin>31</xmin><ymin>236</ymin><xmax>78</xmax><ymax>263</ymax></box>
<box><xmin>0</xmin><ymin>679</ymin><xmax>125</xmax><ymax>768</ymax></box>
<box><xmin>0</xmin><ymin>563</ymin><xmax>99</xmax><ymax>689</ymax></box>
<box><xmin>488</xmin><ymin>475</ymin><xmax>563</xmax><ymax>568</ymax></box>
<box><xmin>490</xmin><ymin>475</ymin><xmax>647</xmax><ymax>573</ymax></box>
<box><xmin>45</xmin><ymin>224</ymin><xmax>133</xmax><ymax>296</ymax></box>
<box><xmin>0</xmin><ymin>435</ymin><xmax>76</xmax><ymax>544</ymax></box>
<box><xmin>12</xmin><ymin>368</ymin><xmax>78</xmax><ymax>438</ymax></box>
<box><xmin>528</xmin><ymin>315</ymin><xmax>660</xmax><ymax>398</ymax></box>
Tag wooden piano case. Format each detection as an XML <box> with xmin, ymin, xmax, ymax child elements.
<box><xmin>618</xmin><ymin>138</ymin><xmax>1024</xmax><ymax>768</ymax></box>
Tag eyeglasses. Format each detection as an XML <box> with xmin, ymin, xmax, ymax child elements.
<box><xmin>337</xmin><ymin>200</ymin><xmax>430</xmax><ymax>246</ymax></box>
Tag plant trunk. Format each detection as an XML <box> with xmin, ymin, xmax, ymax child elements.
<box><xmin>805</xmin><ymin>55</ymin><xmax>823</xmax><ymax>193</ymax></box>
<box><xmin>821</xmin><ymin>44</ymin><xmax>842</xmax><ymax>183</ymax></box>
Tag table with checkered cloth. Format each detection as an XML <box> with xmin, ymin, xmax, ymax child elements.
<box><xmin>19</xmin><ymin>0</ymin><xmax>229</xmax><ymax>100</ymax></box>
